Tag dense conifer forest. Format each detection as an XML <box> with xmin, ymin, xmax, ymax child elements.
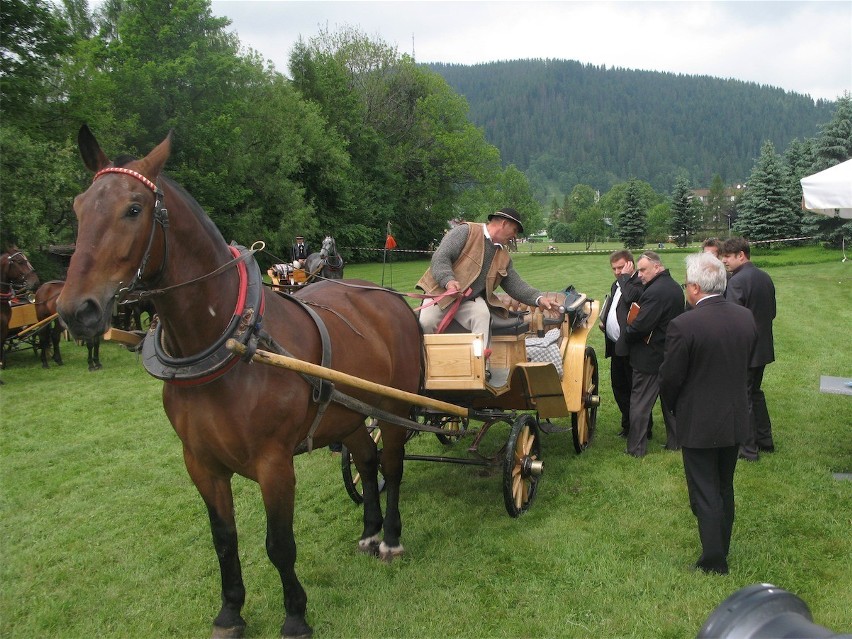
<box><xmin>428</xmin><ymin>60</ymin><xmax>835</xmax><ymax>197</ymax></box>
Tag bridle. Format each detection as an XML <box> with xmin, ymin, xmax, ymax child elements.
<box><xmin>319</xmin><ymin>238</ymin><xmax>343</xmax><ymax>270</ymax></box>
<box><xmin>93</xmin><ymin>167</ymin><xmax>169</xmax><ymax>301</ymax></box>
<box><xmin>0</xmin><ymin>252</ymin><xmax>37</xmax><ymax>301</ymax></box>
<box><xmin>91</xmin><ymin>167</ymin><xmax>261</xmax><ymax>300</ymax></box>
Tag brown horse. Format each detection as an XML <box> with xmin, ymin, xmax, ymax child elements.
<box><xmin>35</xmin><ymin>280</ymin><xmax>101</xmax><ymax>370</ymax></box>
<box><xmin>57</xmin><ymin>125</ymin><xmax>423</xmax><ymax>638</ymax></box>
<box><xmin>1</xmin><ymin>247</ymin><xmax>40</xmax><ymax>370</ymax></box>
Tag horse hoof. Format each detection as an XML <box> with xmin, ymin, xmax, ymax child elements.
<box><xmin>357</xmin><ymin>535</ymin><xmax>381</xmax><ymax>556</ymax></box>
<box><xmin>378</xmin><ymin>541</ymin><xmax>404</xmax><ymax>563</ymax></box>
<box><xmin>281</xmin><ymin>616</ymin><xmax>313</xmax><ymax>639</ymax></box>
<box><xmin>211</xmin><ymin>624</ymin><xmax>246</xmax><ymax>639</ymax></box>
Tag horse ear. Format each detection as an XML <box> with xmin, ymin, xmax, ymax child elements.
<box><xmin>78</xmin><ymin>124</ymin><xmax>110</xmax><ymax>173</ymax></box>
<box><xmin>138</xmin><ymin>129</ymin><xmax>174</xmax><ymax>180</ymax></box>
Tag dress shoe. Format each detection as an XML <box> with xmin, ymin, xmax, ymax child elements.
<box><xmin>758</xmin><ymin>445</ymin><xmax>775</xmax><ymax>453</ymax></box>
<box><xmin>623</xmin><ymin>450</ymin><xmax>644</xmax><ymax>459</ymax></box>
<box><xmin>617</xmin><ymin>429</ymin><xmax>628</xmax><ymax>439</ymax></box>
<box><xmin>690</xmin><ymin>562</ymin><xmax>729</xmax><ymax>575</ymax></box>
<box><xmin>662</xmin><ymin>444</ymin><xmax>681</xmax><ymax>451</ymax></box>
<box><xmin>738</xmin><ymin>453</ymin><xmax>758</xmax><ymax>462</ymax></box>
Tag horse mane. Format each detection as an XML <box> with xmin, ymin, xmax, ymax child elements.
<box><xmin>112</xmin><ymin>154</ymin><xmax>228</xmax><ymax>248</ymax></box>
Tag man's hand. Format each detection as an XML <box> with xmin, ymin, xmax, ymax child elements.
<box><xmin>445</xmin><ymin>279</ymin><xmax>461</xmax><ymax>295</ymax></box>
<box><xmin>622</xmin><ymin>260</ymin><xmax>635</xmax><ymax>276</ymax></box>
<box><xmin>538</xmin><ymin>297</ymin><xmax>556</xmax><ymax>311</ymax></box>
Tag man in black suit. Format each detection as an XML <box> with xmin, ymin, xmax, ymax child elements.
<box><xmin>599</xmin><ymin>250</ymin><xmax>647</xmax><ymax>439</ymax></box>
<box><xmin>660</xmin><ymin>252</ymin><xmax>757</xmax><ymax>575</ymax></box>
<box><xmin>624</xmin><ymin>251</ymin><xmax>684</xmax><ymax>457</ymax></box>
<box><xmin>291</xmin><ymin>235</ymin><xmax>310</xmax><ymax>268</ymax></box>
<box><xmin>721</xmin><ymin>237</ymin><xmax>777</xmax><ymax>461</ymax></box>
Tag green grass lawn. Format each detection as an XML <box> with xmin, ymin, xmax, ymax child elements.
<box><xmin>1</xmin><ymin>247</ymin><xmax>850</xmax><ymax>638</ymax></box>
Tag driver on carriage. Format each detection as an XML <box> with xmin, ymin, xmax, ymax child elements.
<box><xmin>291</xmin><ymin>235</ymin><xmax>310</xmax><ymax>269</ymax></box>
<box><xmin>417</xmin><ymin>208</ymin><xmax>555</xmax><ymax>352</ymax></box>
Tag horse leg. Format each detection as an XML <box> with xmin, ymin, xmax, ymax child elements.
<box><xmin>93</xmin><ymin>336</ymin><xmax>101</xmax><ymax>369</ymax></box>
<box><xmin>87</xmin><ymin>337</ymin><xmax>102</xmax><ymax>371</ymax></box>
<box><xmin>38</xmin><ymin>326</ymin><xmax>50</xmax><ymax>368</ymax></box>
<box><xmin>341</xmin><ymin>425</ymin><xmax>384</xmax><ymax>554</ymax></box>
<box><xmin>51</xmin><ymin>321</ymin><xmax>63</xmax><ymax>365</ymax></box>
<box><xmin>185</xmin><ymin>455</ymin><xmax>247</xmax><ymax>638</ymax></box>
<box><xmin>376</xmin><ymin>422</ymin><xmax>407</xmax><ymax>563</ymax></box>
<box><xmin>258</xmin><ymin>459</ymin><xmax>312</xmax><ymax>639</ymax></box>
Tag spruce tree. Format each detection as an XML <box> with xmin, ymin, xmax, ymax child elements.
<box><xmin>734</xmin><ymin>141</ymin><xmax>800</xmax><ymax>242</ymax></box>
<box><xmin>617</xmin><ymin>179</ymin><xmax>648</xmax><ymax>249</ymax></box>
<box><xmin>802</xmin><ymin>94</ymin><xmax>852</xmax><ymax>248</ymax></box>
<box><xmin>811</xmin><ymin>93</ymin><xmax>852</xmax><ymax>171</ymax></box>
<box><xmin>670</xmin><ymin>176</ymin><xmax>700</xmax><ymax>247</ymax></box>
<box><xmin>705</xmin><ymin>174</ymin><xmax>728</xmax><ymax>238</ymax></box>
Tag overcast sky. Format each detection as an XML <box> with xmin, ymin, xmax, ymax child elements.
<box><xmin>210</xmin><ymin>0</ymin><xmax>851</xmax><ymax>102</ymax></box>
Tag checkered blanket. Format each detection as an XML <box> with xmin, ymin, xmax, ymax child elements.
<box><xmin>525</xmin><ymin>328</ymin><xmax>563</xmax><ymax>377</ymax></box>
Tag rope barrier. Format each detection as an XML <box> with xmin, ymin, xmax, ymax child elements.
<box><xmin>340</xmin><ymin>236</ymin><xmax>818</xmax><ymax>257</ymax></box>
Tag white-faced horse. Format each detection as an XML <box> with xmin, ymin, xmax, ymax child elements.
<box><xmin>305</xmin><ymin>236</ymin><xmax>344</xmax><ymax>283</ymax></box>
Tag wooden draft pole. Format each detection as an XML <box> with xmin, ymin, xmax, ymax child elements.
<box><xmin>226</xmin><ymin>339</ymin><xmax>469</xmax><ymax>418</ymax></box>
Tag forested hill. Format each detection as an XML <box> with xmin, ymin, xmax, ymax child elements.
<box><xmin>428</xmin><ymin>59</ymin><xmax>834</xmax><ymax>196</ymax></box>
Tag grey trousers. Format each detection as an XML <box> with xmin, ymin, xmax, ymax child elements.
<box><xmin>628</xmin><ymin>369</ymin><xmax>676</xmax><ymax>457</ymax></box>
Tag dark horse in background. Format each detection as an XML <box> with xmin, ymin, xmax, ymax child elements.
<box><xmin>35</xmin><ymin>281</ymin><xmax>102</xmax><ymax>370</ymax></box>
<box><xmin>0</xmin><ymin>247</ymin><xmax>40</xmax><ymax>371</ymax></box>
<box><xmin>57</xmin><ymin>126</ymin><xmax>422</xmax><ymax>638</ymax></box>
<box><xmin>304</xmin><ymin>235</ymin><xmax>344</xmax><ymax>283</ymax></box>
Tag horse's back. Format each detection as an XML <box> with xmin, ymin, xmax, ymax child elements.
<box><xmin>268</xmin><ymin>279</ymin><xmax>422</xmax><ymax>391</ymax></box>
<box><xmin>35</xmin><ymin>281</ymin><xmax>65</xmax><ymax>320</ymax></box>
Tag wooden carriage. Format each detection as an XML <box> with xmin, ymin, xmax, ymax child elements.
<box><xmin>231</xmin><ymin>285</ymin><xmax>601</xmax><ymax>518</ymax></box>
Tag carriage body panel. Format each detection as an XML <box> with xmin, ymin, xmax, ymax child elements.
<box><xmin>9</xmin><ymin>301</ymin><xmax>38</xmax><ymax>330</ymax></box>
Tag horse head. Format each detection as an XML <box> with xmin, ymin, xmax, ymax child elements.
<box><xmin>0</xmin><ymin>247</ymin><xmax>40</xmax><ymax>297</ymax></box>
<box><xmin>59</xmin><ymin>125</ymin><xmax>173</xmax><ymax>338</ymax></box>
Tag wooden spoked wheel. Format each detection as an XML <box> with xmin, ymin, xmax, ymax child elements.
<box><xmin>433</xmin><ymin>415</ymin><xmax>469</xmax><ymax>445</ymax></box>
<box><xmin>502</xmin><ymin>414</ymin><xmax>543</xmax><ymax>517</ymax></box>
<box><xmin>571</xmin><ymin>346</ymin><xmax>599</xmax><ymax>453</ymax></box>
<box><xmin>341</xmin><ymin>418</ymin><xmax>385</xmax><ymax>505</ymax></box>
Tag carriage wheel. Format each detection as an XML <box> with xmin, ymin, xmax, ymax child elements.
<box><xmin>571</xmin><ymin>346</ymin><xmax>599</xmax><ymax>454</ymax></box>
<box><xmin>502</xmin><ymin>414</ymin><xmax>543</xmax><ymax>518</ymax></box>
<box><xmin>341</xmin><ymin>418</ymin><xmax>386</xmax><ymax>505</ymax></box>
<box><xmin>429</xmin><ymin>414</ymin><xmax>469</xmax><ymax>445</ymax></box>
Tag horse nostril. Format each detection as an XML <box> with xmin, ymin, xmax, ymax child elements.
<box><xmin>59</xmin><ymin>298</ymin><xmax>106</xmax><ymax>339</ymax></box>
<box><xmin>75</xmin><ymin>299</ymin><xmax>103</xmax><ymax>326</ymax></box>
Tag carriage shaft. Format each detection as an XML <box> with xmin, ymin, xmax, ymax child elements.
<box><xmin>226</xmin><ymin>339</ymin><xmax>470</xmax><ymax>418</ymax></box>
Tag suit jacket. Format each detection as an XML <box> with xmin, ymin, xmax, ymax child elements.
<box><xmin>725</xmin><ymin>261</ymin><xmax>776</xmax><ymax>367</ymax></box>
<box><xmin>660</xmin><ymin>296</ymin><xmax>757</xmax><ymax>448</ymax></box>
<box><xmin>625</xmin><ymin>269</ymin><xmax>684</xmax><ymax>374</ymax></box>
<box><xmin>601</xmin><ymin>272</ymin><xmax>644</xmax><ymax>358</ymax></box>
<box><xmin>292</xmin><ymin>242</ymin><xmax>310</xmax><ymax>262</ymax></box>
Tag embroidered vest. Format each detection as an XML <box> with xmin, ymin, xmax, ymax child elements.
<box><xmin>417</xmin><ymin>222</ymin><xmax>512</xmax><ymax>317</ymax></box>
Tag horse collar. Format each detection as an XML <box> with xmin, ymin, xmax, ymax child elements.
<box><xmin>141</xmin><ymin>244</ymin><xmax>265</xmax><ymax>386</ymax></box>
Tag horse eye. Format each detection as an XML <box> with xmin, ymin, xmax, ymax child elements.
<box><xmin>126</xmin><ymin>203</ymin><xmax>143</xmax><ymax>218</ymax></box>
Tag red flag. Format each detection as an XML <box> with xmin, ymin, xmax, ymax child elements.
<box><xmin>384</xmin><ymin>234</ymin><xmax>397</xmax><ymax>250</ymax></box>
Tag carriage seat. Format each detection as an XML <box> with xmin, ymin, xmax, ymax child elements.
<box><xmin>491</xmin><ymin>291</ymin><xmax>569</xmax><ymax>336</ymax></box>
<box><xmin>435</xmin><ymin>287</ymin><xmax>587</xmax><ymax>337</ymax></box>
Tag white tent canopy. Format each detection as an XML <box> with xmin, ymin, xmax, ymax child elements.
<box><xmin>800</xmin><ymin>159</ymin><xmax>852</xmax><ymax>219</ymax></box>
